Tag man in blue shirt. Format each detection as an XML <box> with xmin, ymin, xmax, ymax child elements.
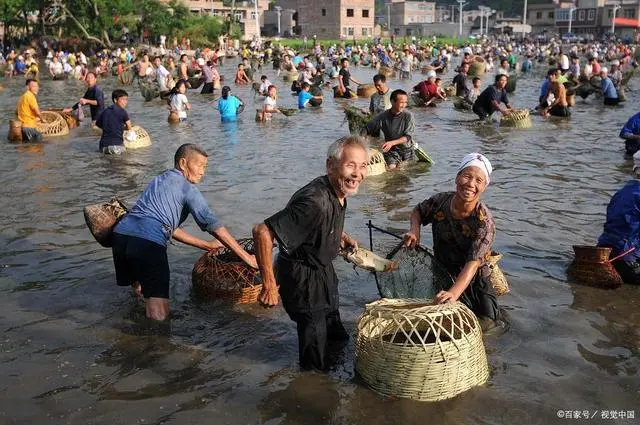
<box><xmin>598</xmin><ymin>151</ymin><xmax>640</xmax><ymax>284</ymax></box>
<box><xmin>600</xmin><ymin>68</ymin><xmax>619</xmax><ymax>106</ymax></box>
<box><xmin>64</xmin><ymin>72</ymin><xmax>105</xmax><ymax>126</ymax></box>
<box><xmin>113</xmin><ymin>144</ymin><xmax>258</xmax><ymax>320</ymax></box>
<box><xmin>620</xmin><ymin>111</ymin><xmax>640</xmax><ymax>156</ymax></box>
<box><xmin>96</xmin><ymin>89</ymin><xmax>131</xmax><ymax>154</ymax></box>
<box><xmin>538</xmin><ymin>73</ymin><xmax>551</xmax><ymax>108</ymax></box>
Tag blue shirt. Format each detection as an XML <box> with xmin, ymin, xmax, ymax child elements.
<box><xmin>601</xmin><ymin>77</ymin><xmax>618</xmax><ymax>99</ymax></box>
<box><xmin>217</xmin><ymin>96</ymin><xmax>241</xmax><ymax>121</ymax></box>
<box><xmin>598</xmin><ymin>179</ymin><xmax>640</xmax><ymax>262</ymax></box>
<box><xmin>298</xmin><ymin>90</ymin><xmax>313</xmax><ymax>109</ymax></box>
<box><xmin>114</xmin><ymin>169</ymin><xmax>222</xmax><ymax>247</ymax></box>
<box><xmin>620</xmin><ymin>112</ymin><xmax>640</xmax><ymax>139</ymax></box>
<box><xmin>521</xmin><ymin>59</ymin><xmax>532</xmax><ymax>72</ymax></box>
<box><xmin>96</xmin><ymin>104</ymin><xmax>129</xmax><ymax>149</ymax></box>
<box><xmin>539</xmin><ymin>79</ymin><xmax>550</xmax><ymax>99</ymax></box>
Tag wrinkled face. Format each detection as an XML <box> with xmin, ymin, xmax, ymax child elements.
<box><xmin>180</xmin><ymin>153</ymin><xmax>208</xmax><ymax>184</ymax></box>
<box><xmin>374</xmin><ymin>80</ymin><xmax>386</xmax><ymax>94</ymax></box>
<box><xmin>455</xmin><ymin>166</ymin><xmax>487</xmax><ymax>203</ymax></box>
<box><xmin>327</xmin><ymin>146</ymin><xmax>368</xmax><ymax>198</ymax></box>
<box><xmin>391</xmin><ymin>94</ymin><xmax>408</xmax><ymax>113</ymax></box>
<box><xmin>496</xmin><ymin>76</ymin><xmax>508</xmax><ymax>89</ymax></box>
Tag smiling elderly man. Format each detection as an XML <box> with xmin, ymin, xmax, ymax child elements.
<box><xmin>253</xmin><ymin>136</ymin><xmax>368</xmax><ymax>371</ymax></box>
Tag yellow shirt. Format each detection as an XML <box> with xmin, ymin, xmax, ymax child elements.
<box><xmin>16</xmin><ymin>91</ymin><xmax>39</xmax><ymax>128</ymax></box>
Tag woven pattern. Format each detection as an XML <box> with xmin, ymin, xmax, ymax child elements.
<box><xmin>8</xmin><ymin>120</ymin><xmax>22</xmax><ymax>142</ymax></box>
<box><xmin>378</xmin><ymin>66</ymin><xmax>395</xmax><ymax>78</ymax></box>
<box><xmin>83</xmin><ymin>198</ymin><xmax>128</xmax><ymax>247</ymax></box>
<box><xmin>567</xmin><ymin>245</ymin><xmax>623</xmax><ymax>289</ymax></box>
<box><xmin>444</xmin><ymin>86</ymin><xmax>456</xmax><ymax>97</ymax></box>
<box><xmin>192</xmin><ymin>238</ymin><xmax>262</xmax><ymax>304</ymax></box>
<box><xmin>485</xmin><ymin>252</ymin><xmax>509</xmax><ymax>296</ymax></box>
<box><xmin>357</xmin><ymin>85</ymin><xmax>377</xmax><ymax>98</ymax></box>
<box><xmin>500</xmin><ymin>109</ymin><xmax>532</xmax><ymax>128</ymax></box>
<box><xmin>505</xmin><ymin>74</ymin><xmax>518</xmax><ymax>94</ymax></box>
<box><xmin>367</xmin><ymin>149</ymin><xmax>386</xmax><ymax>176</ymax></box>
<box><xmin>468</xmin><ymin>56</ymin><xmax>486</xmax><ymax>77</ymax></box>
<box><xmin>36</xmin><ymin>111</ymin><xmax>69</xmax><ymax>136</ymax></box>
<box><xmin>123</xmin><ymin>126</ymin><xmax>152</xmax><ymax>149</ymax></box>
<box><xmin>47</xmin><ymin>109</ymin><xmax>78</xmax><ymax>129</ymax></box>
<box><xmin>355</xmin><ymin>299</ymin><xmax>489</xmax><ymax>402</ymax></box>
<box><xmin>139</xmin><ymin>81</ymin><xmax>159</xmax><ymax>101</ymax></box>
<box><xmin>188</xmin><ymin>77</ymin><xmax>204</xmax><ymax>89</ymax></box>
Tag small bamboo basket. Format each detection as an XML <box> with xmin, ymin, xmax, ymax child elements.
<box><xmin>485</xmin><ymin>252</ymin><xmax>509</xmax><ymax>296</ymax></box>
<box><xmin>444</xmin><ymin>85</ymin><xmax>456</xmax><ymax>97</ymax></box>
<box><xmin>355</xmin><ymin>299</ymin><xmax>489</xmax><ymax>402</ymax></box>
<box><xmin>280</xmin><ymin>108</ymin><xmax>297</xmax><ymax>117</ymax></box>
<box><xmin>567</xmin><ymin>245</ymin><xmax>623</xmax><ymax>289</ymax></box>
<box><xmin>367</xmin><ymin>149</ymin><xmax>386</xmax><ymax>176</ymax></box>
<box><xmin>378</xmin><ymin>66</ymin><xmax>396</xmax><ymax>79</ymax></box>
<box><xmin>83</xmin><ymin>198</ymin><xmax>128</xmax><ymax>247</ymax></box>
<box><xmin>357</xmin><ymin>84</ymin><xmax>377</xmax><ymax>98</ymax></box>
<box><xmin>500</xmin><ymin>109</ymin><xmax>532</xmax><ymax>129</ymax></box>
<box><xmin>191</xmin><ymin>238</ymin><xmax>262</xmax><ymax>304</ymax></box>
<box><xmin>123</xmin><ymin>126</ymin><xmax>152</xmax><ymax>149</ymax></box>
<box><xmin>421</xmin><ymin>65</ymin><xmax>434</xmax><ymax>74</ymax></box>
<box><xmin>8</xmin><ymin>120</ymin><xmax>22</xmax><ymax>142</ymax></box>
<box><xmin>188</xmin><ymin>76</ymin><xmax>204</xmax><ymax>89</ymax></box>
<box><xmin>37</xmin><ymin>111</ymin><xmax>69</xmax><ymax>137</ymax></box>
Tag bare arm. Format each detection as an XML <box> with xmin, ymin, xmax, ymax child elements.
<box><xmin>172</xmin><ymin>227</ymin><xmax>223</xmax><ymax>251</ymax></box>
<box><xmin>212</xmin><ymin>226</ymin><xmax>258</xmax><ymax>269</ymax></box>
<box><xmin>434</xmin><ymin>259</ymin><xmax>480</xmax><ymax>304</ymax></box>
<box><xmin>252</xmin><ymin>223</ymin><xmax>279</xmax><ymax>306</ymax></box>
<box><xmin>403</xmin><ymin>206</ymin><xmax>422</xmax><ymax>248</ymax></box>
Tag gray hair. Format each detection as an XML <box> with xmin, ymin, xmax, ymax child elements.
<box><xmin>174</xmin><ymin>143</ymin><xmax>208</xmax><ymax>168</ymax></box>
<box><xmin>327</xmin><ymin>136</ymin><xmax>369</xmax><ymax>161</ymax></box>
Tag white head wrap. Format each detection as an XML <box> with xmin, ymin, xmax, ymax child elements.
<box><xmin>426</xmin><ymin>70</ymin><xmax>436</xmax><ymax>79</ymax></box>
<box><xmin>601</xmin><ymin>67</ymin><xmax>609</xmax><ymax>74</ymax></box>
<box><xmin>458</xmin><ymin>153</ymin><xmax>493</xmax><ymax>184</ymax></box>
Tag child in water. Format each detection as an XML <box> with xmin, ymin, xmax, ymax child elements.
<box><xmin>168</xmin><ymin>79</ymin><xmax>191</xmax><ymax>122</ymax></box>
<box><xmin>261</xmin><ymin>85</ymin><xmax>281</xmax><ymax>121</ymax></box>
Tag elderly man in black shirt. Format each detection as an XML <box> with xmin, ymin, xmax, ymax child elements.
<box><xmin>253</xmin><ymin>136</ymin><xmax>368</xmax><ymax>371</ymax></box>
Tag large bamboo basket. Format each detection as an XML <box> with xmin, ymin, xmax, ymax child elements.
<box><xmin>83</xmin><ymin>198</ymin><xmax>128</xmax><ymax>247</ymax></box>
<box><xmin>355</xmin><ymin>299</ymin><xmax>489</xmax><ymax>402</ymax></box>
<box><xmin>421</xmin><ymin>65</ymin><xmax>435</xmax><ymax>74</ymax></box>
<box><xmin>192</xmin><ymin>238</ymin><xmax>262</xmax><ymax>304</ymax></box>
<box><xmin>47</xmin><ymin>109</ymin><xmax>78</xmax><ymax>129</ymax></box>
<box><xmin>118</xmin><ymin>71</ymin><xmax>134</xmax><ymax>86</ymax></box>
<box><xmin>36</xmin><ymin>111</ymin><xmax>69</xmax><ymax>137</ymax></box>
<box><xmin>468</xmin><ymin>56</ymin><xmax>486</xmax><ymax>77</ymax></box>
<box><xmin>8</xmin><ymin>120</ymin><xmax>22</xmax><ymax>142</ymax></box>
<box><xmin>485</xmin><ymin>252</ymin><xmax>509</xmax><ymax>296</ymax></box>
<box><xmin>139</xmin><ymin>82</ymin><xmax>159</xmax><ymax>102</ymax></box>
<box><xmin>500</xmin><ymin>109</ymin><xmax>531</xmax><ymax>128</ymax></box>
<box><xmin>567</xmin><ymin>245</ymin><xmax>623</xmax><ymax>289</ymax></box>
<box><xmin>444</xmin><ymin>85</ymin><xmax>456</xmax><ymax>97</ymax></box>
<box><xmin>188</xmin><ymin>76</ymin><xmax>204</xmax><ymax>89</ymax></box>
<box><xmin>123</xmin><ymin>126</ymin><xmax>152</xmax><ymax>149</ymax></box>
<box><xmin>357</xmin><ymin>84</ymin><xmax>377</xmax><ymax>98</ymax></box>
<box><xmin>367</xmin><ymin>149</ymin><xmax>386</xmax><ymax>176</ymax></box>
<box><xmin>378</xmin><ymin>66</ymin><xmax>395</xmax><ymax>78</ymax></box>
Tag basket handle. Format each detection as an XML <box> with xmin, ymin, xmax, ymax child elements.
<box><xmin>608</xmin><ymin>247</ymin><xmax>635</xmax><ymax>263</ymax></box>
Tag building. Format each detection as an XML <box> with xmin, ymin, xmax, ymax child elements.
<box><xmin>176</xmin><ymin>0</ymin><xmax>266</xmax><ymax>40</ymax></box>
<box><xmin>554</xmin><ymin>0</ymin><xmax>600</xmax><ymax>36</ymax></box>
<box><xmin>601</xmin><ymin>0</ymin><xmax>640</xmax><ymax>39</ymax></box>
<box><xmin>262</xmin><ymin>8</ymin><xmax>296</xmax><ymax>37</ymax></box>
<box><xmin>389</xmin><ymin>1</ymin><xmax>436</xmax><ymax>26</ymax></box>
<box><xmin>527</xmin><ymin>2</ymin><xmax>557</xmax><ymax>34</ymax></box>
<box><xmin>276</xmin><ymin>0</ymin><xmax>375</xmax><ymax>39</ymax></box>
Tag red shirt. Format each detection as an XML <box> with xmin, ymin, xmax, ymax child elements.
<box><xmin>413</xmin><ymin>81</ymin><xmax>439</xmax><ymax>98</ymax></box>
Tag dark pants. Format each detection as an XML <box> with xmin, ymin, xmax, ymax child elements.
<box><xmin>611</xmin><ymin>259</ymin><xmax>640</xmax><ymax>285</ymax></box>
<box><xmin>22</xmin><ymin>127</ymin><xmax>43</xmax><ymax>142</ymax></box>
<box><xmin>625</xmin><ymin>139</ymin><xmax>640</xmax><ymax>156</ymax></box>
<box><xmin>288</xmin><ymin>309</ymin><xmax>349</xmax><ymax>371</ymax></box>
<box><xmin>437</xmin><ymin>270</ymin><xmax>500</xmax><ymax>321</ymax></box>
<box><xmin>472</xmin><ymin>103</ymin><xmax>491</xmax><ymax>120</ymax></box>
<box><xmin>549</xmin><ymin>105</ymin><xmax>571</xmax><ymax>117</ymax></box>
<box><xmin>201</xmin><ymin>82</ymin><xmax>214</xmax><ymax>94</ymax></box>
<box><xmin>604</xmin><ymin>97</ymin><xmax>620</xmax><ymax>106</ymax></box>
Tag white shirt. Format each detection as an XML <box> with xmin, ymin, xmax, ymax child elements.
<box><xmin>259</xmin><ymin>79</ymin><xmax>272</xmax><ymax>94</ymax></box>
<box><xmin>559</xmin><ymin>54</ymin><xmax>569</xmax><ymax>70</ymax></box>
<box><xmin>170</xmin><ymin>93</ymin><xmax>189</xmax><ymax>118</ymax></box>
<box><xmin>264</xmin><ymin>96</ymin><xmax>277</xmax><ymax>119</ymax></box>
<box><xmin>156</xmin><ymin>65</ymin><xmax>170</xmax><ymax>91</ymax></box>
<box><xmin>49</xmin><ymin>61</ymin><xmax>63</xmax><ymax>75</ymax></box>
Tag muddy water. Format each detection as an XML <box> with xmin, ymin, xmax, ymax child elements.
<box><xmin>0</xmin><ymin>60</ymin><xmax>639</xmax><ymax>425</ymax></box>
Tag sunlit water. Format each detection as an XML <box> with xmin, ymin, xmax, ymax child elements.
<box><xmin>0</xmin><ymin>60</ymin><xmax>639</xmax><ymax>425</ymax></box>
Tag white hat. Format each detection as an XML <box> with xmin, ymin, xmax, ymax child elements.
<box><xmin>611</xmin><ymin>59</ymin><xmax>620</xmax><ymax>66</ymax></box>
<box><xmin>197</xmin><ymin>57</ymin><xmax>205</xmax><ymax>66</ymax></box>
<box><xmin>601</xmin><ymin>67</ymin><xmax>609</xmax><ymax>74</ymax></box>
<box><xmin>426</xmin><ymin>70</ymin><xmax>437</xmax><ymax>79</ymax></box>
<box><xmin>458</xmin><ymin>153</ymin><xmax>493</xmax><ymax>184</ymax></box>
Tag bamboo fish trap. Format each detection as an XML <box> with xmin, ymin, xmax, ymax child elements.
<box><xmin>37</xmin><ymin>111</ymin><xmax>69</xmax><ymax>137</ymax></box>
<box><xmin>567</xmin><ymin>245</ymin><xmax>623</xmax><ymax>289</ymax></box>
<box><xmin>500</xmin><ymin>109</ymin><xmax>532</xmax><ymax>129</ymax></box>
<box><xmin>485</xmin><ymin>252</ymin><xmax>509</xmax><ymax>296</ymax></box>
<box><xmin>8</xmin><ymin>120</ymin><xmax>22</xmax><ymax>142</ymax></box>
<box><xmin>83</xmin><ymin>198</ymin><xmax>128</xmax><ymax>247</ymax></box>
<box><xmin>191</xmin><ymin>238</ymin><xmax>263</xmax><ymax>304</ymax></box>
<box><xmin>357</xmin><ymin>84</ymin><xmax>377</xmax><ymax>98</ymax></box>
<box><xmin>468</xmin><ymin>56</ymin><xmax>486</xmax><ymax>77</ymax></box>
<box><xmin>378</xmin><ymin>66</ymin><xmax>396</xmax><ymax>78</ymax></box>
<box><xmin>123</xmin><ymin>126</ymin><xmax>152</xmax><ymax>149</ymax></box>
<box><xmin>367</xmin><ymin>149</ymin><xmax>386</xmax><ymax>176</ymax></box>
<box><xmin>47</xmin><ymin>109</ymin><xmax>78</xmax><ymax>129</ymax></box>
<box><xmin>118</xmin><ymin>71</ymin><xmax>134</xmax><ymax>86</ymax></box>
<box><xmin>355</xmin><ymin>299</ymin><xmax>489</xmax><ymax>402</ymax></box>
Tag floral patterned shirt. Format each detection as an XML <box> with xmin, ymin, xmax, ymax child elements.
<box><xmin>417</xmin><ymin>192</ymin><xmax>495</xmax><ymax>277</ymax></box>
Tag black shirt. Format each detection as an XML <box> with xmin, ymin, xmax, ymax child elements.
<box><xmin>474</xmin><ymin>84</ymin><xmax>509</xmax><ymax>113</ymax></box>
<box><xmin>339</xmin><ymin>68</ymin><xmax>351</xmax><ymax>87</ymax></box>
<box><xmin>453</xmin><ymin>72</ymin><xmax>469</xmax><ymax>98</ymax></box>
<box><xmin>83</xmin><ymin>85</ymin><xmax>105</xmax><ymax>121</ymax></box>
<box><xmin>265</xmin><ymin>175</ymin><xmax>346</xmax><ymax>313</ymax></box>
<box><xmin>96</xmin><ymin>104</ymin><xmax>130</xmax><ymax>149</ymax></box>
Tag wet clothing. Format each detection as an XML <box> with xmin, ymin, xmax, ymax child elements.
<box><xmin>369</xmin><ymin>90</ymin><xmax>392</xmax><ymax>115</ymax></box>
<box><xmin>112</xmin><ymin>233</ymin><xmax>170</xmax><ymax>298</ymax></box>
<box><xmin>74</xmin><ymin>85</ymin><xmax>104</xmax><ymax>121</ymax></box>
<box><xmin>115</xmin><ymin>169</ymin><xmax>222</xmax><ymax>247</ymax></box>
<box><xmin>416</xmin><ymin>192</ymin><xmax>499</xmax><ymax>320</ymax></box>
<box><xmin>16</xmin><ymin>91</ymin><xmax>39</xmax><ymax>128</ymax></box>
<box><xmin>365</xmin><ymin>109</ymin><xmax>416</xmax><ymax>166</ymax></box>
<box><xmin>21</xmin><ymin>127</ymin><xmax>43</xmax><ymax>142</ymax></box>
<box><xmin>298</xmin><ymin>90</ymin><xmax>313</xmax><ymax>109</ymax></box>
<box><xmin>96</xmin><ymin>104</ymin><xmax>129</xmax><ymax>149</ymax></box>
<box><xmin>548</xmin><ymin>106</ymin><xmax>571</xmax><ymax>117</ymax></box>
<box><xmin>413</xmin><ymin>80</ymin><xmax>439</xmax><ymax>100</ymax></box>
<box><xmin>473</xmin><ymin>84</ymin><xmax>510</xmax><ymax>119</ymax></box>
<box><xmin>601</xmin><ymin>77</ymin><xmax>618</xmax><ymax>105</ymax></box>
<box><xmin>620</xmin><ymin>112</ymin><xmax>640</xmax><ymax>155</ymax></box>
<box><xmin>265</xmin><ymin>175</ymin><xmax>347</xmax><ymax>370</ymax></box>
<box><xmin>452</xmin><ymin>72</ymin><xmax>469</xmax><ymax>98</ymax></box>
<box><xmin>217</xmin><ymin>96</ymin><xmax>242</xmax><ymax>121</ymax></box>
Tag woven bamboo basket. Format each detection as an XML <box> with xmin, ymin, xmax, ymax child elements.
<box><xmin>500</xmin><ymin>109</ymin><xmax>532</xmax><ymax>129</ymax></box>
<box><xmin>83</xmin><ymin>198</ymin><xmax>128</xmax><ymax>247</ymax></box>
<box><xmin>37</xmin><ymin>111</ymin><xmax>69</xmax><ymax>137</ymax></box>
<box><xmin>367</xmin><ymin>149</ymin><xmax>386</xmax><ymax>176</ymax></box>
<box><xmin>410</xmin><ymin>93</ymin><xmax>426</xmax><ymax>107</ymax></box>
<box><xmin>139</xmin><ymin>83</ymin><xmax>159</xmax><ymax>102</ymax></box>
<box><xmin>188</xmin><ymin>76</ymin><xmax>204</xmax><ymax>89</ymax></box>
<box><xmin>454</xmin><ymin>98</ymin><xmax>472</xmax><ymax>111</ymax></box>
<box><xmin>8</xmin><ymin>120</ymin><xmax>22</xmax><ymax>142</ymax></box>
<box><xmin>485</xmin><ymin>252</ymin><xmax>509</xmax><ymax>296</ymax></box>
<box><xmin>192</xmin><ymin>238</ymin><xmax>262</xmax><ymax>304</ymax></box>
<box><xmin>280</xmin><ymin>108</ymin><xmax>297</xmax><ymax>117</ymax></box>
<box><xmin>421</xmin><ymin>65</ymin><xmax>434</xmax><ymax>74</ymax></box>
<box><xmin>343</xmin><ymin>106</ymin><xmax>370</xmax><ymax>134</ymax></box>
<box><xmin>378</xmin><ymin>66</ymin><xmax>395</xmax><ymax>78</ymax></box>
<box><xmin>444</xmin><ymin>85</ymin><xmax>456</xmax><ymax>97</ymax></box>
<box><xmin>118</xmin><ymin>71</ymin><xmax>134</xmax><ymax>86</ymax></box>
<box><xmin>123</xmin><ymin>126</ymin><xmax>152</xmax><ymax>149</ymax></box>
<box><xmin>47</xmin><ymin>109</ymin><xmax>78</xmax><ymax>129</ymax></box>
<box><xmin>357</xmin><ymin>84</ymin><xmax>377</xmax><ymax>98</ymax></box>
<box><xmin>468</xmin><ymin>56</ymin><xmax>486</xmax><ymax>77</ymax></box>
<box><xmin>355</xmin><ymin>299</ymin><xmax>489</xmax><ymax>402</ymax></box>
<box><xmin>567</xmin><ymin>245</ymin><xmax>623</xmax><ymax>289</ymax></box>
<box><xmin>52</xmin><ymin>73</ymin><xmax>68</xmax><ymax>81</ymax></box>
<box><xmin>255</xmin><ymin>108</ymin><xmax>264</xmax><ymax>122</ymax></box>
<box><xmin>282</xmin><ymin>71</ymin><xmax>298</xmax><ymax>82</ymax></box>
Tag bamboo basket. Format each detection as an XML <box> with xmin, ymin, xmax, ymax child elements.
<box><xmin>139</xmin><ymin>82</ymin><xmax>159</xmax><ymax>102</ymax></box>
<box><xmin>36</xmin><ymin>111</ymin><xmax>69</xmax><ymax>137</ymax></box>
<box><xmin>118</xmin><ymin>71</ymin><xmax>134</xmax><ymax>86</ymax></box>
<box><xmin>485</xmin><ymin>252</ymin><xmax>509</xmax><ymax>296</ymax></box>
<box><xmin>410</xmin><ymin>93</ymin><xmax>426</xmax><ymax>107</ymax></box>
<box><xmin>567</xmin><ymin>245</ymin><xmax>623</xmax><ymax>289</ymax></box>
<box><xmin>8</xmin><ymin>120</ymin><xmax>22</xmax><ymax>142</ymax></box>
<box><xmin>280</xmin><ymin>108</ymin><xmax>297</xmax><ymax>117</ymax></box>
<box><xmin>500</xmin><ymin>109</ymin><xmax>532</xmax><ymax>129</ymax></box>
<box><xmin>52</xmin><ymin>73</ymin><xmax>68</xmax><ymax>81</ymax></box>
<box><xmin>421</xmin><ymin>65</ymin><xmax>434</xmax><ymax>74</ymax></box>
<box><xmin>192</xmin><ymin>238</ymin><xmax>262</xmax><ymax>304</ymax></box>
<box><xmin>355</xmin><ymin>299</ymin><xmax>489</xmax><ymax>402</ymax></box>
<box><xmin>123</xmin><ymin>126</ymin><xmax>152</xmax><ymax>149</ymax></box>
<box><xmin>367</xmin><ymin>149</ymin><xmax>386</xmax><ymax>176</ymax></box>
<box><xmin>343</xmin><ymin>106</ymin><xmax>370</xmax><ymax>135</ymax></box>
<box><xmin>282</xmin><ymin>71</ymin><xmax>298</xmax><ymax>82</ymax></box>
<box><xmin>505</xmin><ymin>74</ymin><xmax>517</xmax><ymax>94</ymax></box>
<box><xmin>47</xmin><ymin>109</ymin><xmax>78</xmax><ymax>129</ymax></box>
<box><xmin>357</xmin><ymin>84</ymin><xmax>377</xmax><ymax>98</ymax></box>
<box><xmin>255</xmin><ymin>108</ymin><xmax>264</xmax><ymax>122</ymax></box>
<box><xmin>83</xmin><ymin>198</ymin><xmax>128</xmax><ymax>247</ymax></box>
<box><xmin>444</xmin><ymin>85</ymin><xmax>456</xmax><ymax>97</ymax></box>
<box><xmin>468</xmin><ymin>56</ymin><xmax>486</xmax><ymax>77</ymax></box>
<box><xmin>378</xmin><ymin>66</ymin><xmax>395</xmax><ymax>78</ymax></box>
<box><xmin>188</xmin><ymin>76</ymin><xmax>204</xmax><ymax>89</ymax></box>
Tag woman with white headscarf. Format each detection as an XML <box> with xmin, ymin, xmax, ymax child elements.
<box><xmin>404</xmin><ymin>153</ymin><xmax>500</xmax><ymax>322</ymax></box>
